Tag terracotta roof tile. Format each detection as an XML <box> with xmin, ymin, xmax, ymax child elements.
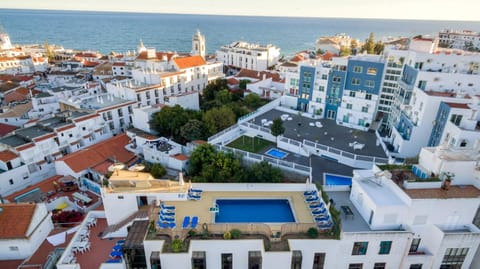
<box><xmin>173</xmin><ymin>55</ymin><xmax>207</xmax><ymax>69</ymax></box>
<box><xmin>171</xmin><ymin>154</ymin><xmax>188</xmax><ymax>161</ymax></box>
<box><xmin>0</xmin><ymin>204</ymin><xmax>36</xmax><ymax>239</ymax></box>
<box><xmin>0</xmin><ymin>150</ymin><xmax>18</xmax><ymax>162</ymax></box>
<box><xmin>136</xmin><ymin>51</ymin><xmax>175</xmax><ymax>61</ymax></box>
<box><xmin>57</xmin><ymin>133</ymin><xmax>136</xmax><ymax>173</ymax></box>
<box><xmin>0</xmin><ymin>122</ymin><xmax>17</xmax><ymax>136</ymax></box>
<box><xmin>16</xmin><ymin>143</ymin><xmax>35</xmax><ymax>151</ymax></box>
<box><xmin>57</xmin><ymin>124</ymin><xmax>75</xmax><ymax>132</ymax></box>
<box><xmin>33</xmin><ymin>133</ymin><xmax>56</xmax><ymax>142</ymax></box>
<box><xmin>236</xmin><ymin>69</ymin><xmax>283</xmax><ymax>82</ymax></box>
<box><xmin>445</xmin><ymin>102</ymin><xmax>470</xmax><ymax>109</ymax></box>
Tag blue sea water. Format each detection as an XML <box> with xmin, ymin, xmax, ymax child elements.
<box><xmin>1</xmin><ymin>9</ymin><xmax>480</xmax><ymax>56</ymax></box>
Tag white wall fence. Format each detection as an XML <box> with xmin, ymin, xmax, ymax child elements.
<box><xmin>237</xmin><ymin>97</ymin><xmax>282</xmax><ymax>124</ymax></box>
<box><xmin>207</xmin><ymin>123</ymin><xmax>241</xmax><ymax>144</ymax></box>
<box><xmin>214</xmin><ymin>144</ymin><xmax>311</xmax><ymax>176</ymax></box>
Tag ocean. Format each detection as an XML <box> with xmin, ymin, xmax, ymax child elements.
<box><xmin>1</xmin><ymin>9</ymin><xmax>480</xmax><ymax>57</ymax></box>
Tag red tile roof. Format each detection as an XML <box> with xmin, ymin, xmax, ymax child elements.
<box><xmin>83</xmin><ymin>61</ymin><xmax>100</xmax><ymax>67</ymax></box>
<box><xmin>33</xmin><ymin>133</ymin><xmax>56</xmax><ymax>142</ymax></box>
<box><xmin>236</xmin><ymin>69</ymin><xmax>283</xmax><ymax>82</ymax></box>
<box><xmin>445</xmin><ymin>102</ymin><xmax>470</xmax><ymax>109</ymax></box>
<box><xmin>57</xmin><ymin>124</ymin><xmax>75</xmax><ymax>132</ymax></box>
<box><xmin>173</xmin><ymin>55</ymin><xmax>207</xmax><ymax>69</ymax></box>
<box><xmin>0</xmin><ymin>204</ymin><xmax>36</xmax><ymax>239</ymax></box>
<box><xmin>136</xmin><ymin>51</ymin><xmax>175</xmax><ymax>61</ymax></box>
<box><xmin>91</xmin><ymin>160</ymin><xmax>114</xmax><ymax>174</ymax></box>
<box><xmin>16</xmin><ymin>143</ymin><xmax>35</xmax><ymax>151</ymax></box>
<box><xmin>290</xmin><ymin>54</ymin><xmax>305</xmax><ymax>62</ymax></box>
<box><xmin>57</xmin><ymin>133</ymin><xmax>136</xmax><ymax>173</ymax></box>
<box><xmin>112</xmin><ymin>62</ymin><xmax>126</xmax><ymax>66</ymax></box>
<box><xmin>227</xmin><ymin>77</ymin><xmax>239</xmax><ymax>85</ymax></box>
<box><xmin>320</xmin><ymin>51</ymin><xmax>337</xmax><ymax>61</ymax></box>
<box><xmin>0</xmin><ymin>150</ymin><xmax>17</xmax><ymax>162</ymax></box>
<box><xmin>171</xmin><ymin>154</ymin><xmax>188</xmax><ymax>161</ymax></box>
<box><xmin>0</xmin><ymin>122</ymin><xmax>17</xmax><ymax>136</ymax></box>
<box><xmin>74</xmin><ymin>113</ymin><xmax>99</xmax><ymax>123</ymax></box>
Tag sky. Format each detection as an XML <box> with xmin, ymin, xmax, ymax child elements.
<box><xmin>1</xmin><ymin>0</ymin><xmax>479</xmax><ymax>21</ymax></box>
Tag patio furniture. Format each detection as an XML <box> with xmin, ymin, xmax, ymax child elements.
<box><xmin>315</xmin><ymin>121</ymin><xmax>323</xmax><ymax>128</ymax></box>
<box><xmin>287</xmin><ymin>117</ymin><xmax>293</xmax><ymax>120</ymax></box>
<box><xmin>182</xmin><ymin>216</ymin><xmax>191</xmax><ymax>229</ymax></box>
<box><xmin>309</xmin><ymin>122</ymin><xmax>315</xmax><ymax>126</ymax></box>
<box><xmin>110</xmin><ymin>250</ymin><xmax>123</xmax><ymax>259</ymax></box>
<box><xmin>113</xmin><ymin>245</ymin><xmax>123</xmax><ymax>252</ymax></box>
<box><xmin>341</xmin><ymin>206</ymin><xmax>354</xmax><ymax>219</ymax></box>
<box><xmin>106</xmin><ymin>259</ymin><xmax>122</xmax><ymax>263</ymax></box>
<box><xmin>349</xmin><ymin>141</ymin><xmax>359</xmax><ymax>147</ymax></box>
<box><xmin>353</xmin><ymin>143</ymin><xmax>365</xmax><ymax>150</ymax></box>
<box><xmin>72</xmin><ymin>192</ymin><xmax>92</xmax><ymax>204</ymax></box>
<box><xmin>161</xmin><ymin>204</ymin><xmax>175</xmax><ymax>210</ymax></box>
<box><xmin>191</xmin><ymin>216</ymin><xmax>199</xmax><ymax>229</ymax></box>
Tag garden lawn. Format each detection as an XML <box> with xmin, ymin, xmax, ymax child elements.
<box><xmin>227</xmin><ymin>135</ymin><xmax>274</xmax><ymax>153</ymax></box>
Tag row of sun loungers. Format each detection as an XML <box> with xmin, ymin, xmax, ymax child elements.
<box><xmin>158</xmin><ymin>204</ymin><xmax>177</xmax><ymax>229</ymax></box>
<box><xmin>304</xmin><ymin>190</ymin><xmax>333</xmax><ymax>230</ymax></box>
<box><xmin>188</xmin><ymin>188</ymin><xmax>203</xmax><ymax>201</ymax></box>
<box><xmin>182</xmin><ymin>216</ymin><xmax>199</xmax><ymax>229</ymax></box>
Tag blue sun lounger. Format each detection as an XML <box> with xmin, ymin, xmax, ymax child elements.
<box><xmin>189</xmin><ymin>188</ymin><xmax>203</xmax><ymax>193</ymax></box>
<box><xmin>182</xmin><ymin>216</ymin><xmax>191</xmax><ymax>229</ymax></box>
<box><xmin>317</xmin><ymin>220</ymin><xmax>333</xmax><ymax>230</ymax></box>
<box><xmin>159</xmin><ymin>215</ymin><xmax>175</xmax><ymax>222</ymax></box>
<box><xmin>161</xmin><ymin>204</ymin><xmax>175</xmax><ymax>210</ymax></box>
<box><xmin>305</xmin><ymin>196</ymin><xmax>319</xmax><ymax>203</ymax></box>
<box><xmin>309</xmin><ymin>202</ymin><xmax>325</xmax><ymax>209</ymax></box>
<box><xmin>191</xmin><ymin>216</ymin><xmax>198</xmax><ymax>229</ymax></box>
<box><xmin>160</xmin><ymin>210</ymin><xmax>175</xmax><ymax>216</ymax></box>
<box><xmin>304</xmin><ymin>190</ymin><xmax>317</xmax><ymax>196</ymax></box>
<box><xmin>315</xmin><ymin>216</ymin><xmax>330</xmax><ymax>222</ymax></box>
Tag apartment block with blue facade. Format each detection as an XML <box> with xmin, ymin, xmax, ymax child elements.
<box><xmin>336</xmin><ymin>56</ymin><xmax>385</xmax><ymax>130</ymax></box>
<box><xmin>294</xmin><ymin>61</ymin><xmax>331</xmax><ymax>116</ymax></box>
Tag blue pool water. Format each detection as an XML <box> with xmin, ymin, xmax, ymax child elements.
<box><xmin>324</xmin><ymin>174</ymin><xmax>352</xmax><ymax>186</ymax></box>
<box><xmin>14</xmin><ymin>187</ymin><xmax>41</xmax><ymax>202</ymax></box>
<box><xmin>265</xmin><ymin>148</ymin><xmax>288</xmax><ymax>159</ymax></box>
<box><xmin>215</xmin><ymin>199</ymin><xmax>295</xmax><ymax>223</ymax></box>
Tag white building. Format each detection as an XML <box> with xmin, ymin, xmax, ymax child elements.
<box><xmin>439</xmin><ymin>29</ymin><xmax>480</xmax><ymax>51</ymax></box>
<box><xmin>131</xmin><ymin>104</ymin><xmax>162</xmax><ymax>133</ymax></box>
<box><xmin>191</xmin><ymin>29</ymin><xmax>206</xmax><ymax>59</ymax></box>
<box><xmin>0</xmin><ymin>203</ymin><xmax>53</xmax><ymax>260</ymax></box>
<box><xmin>315</xmin><ymin>33</ymin><xmax>360</xmax><ymax>54</ymax></box>
<box><xmin>216</xmin><ymin>41</ymin><xmax>280</xmax><ymax>71</ymax></box>
<box><xmin>0</xmin><ymin>29</ymin><xmax>12</xmax><ymax>50</ymax></box>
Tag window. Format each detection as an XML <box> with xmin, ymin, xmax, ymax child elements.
<box><xmin>409</xmin><ymin>264</ymin><xmax>422</xmax><ymax>269</ymax></box>
<box><xmin>333</xmin><ymin>76</ymin><xmax>341</xmax><ymax>83</ymax></box>
<box><xmin>312</xmin><ymin>253</ymin><xmax>325</xmax><ymax>269</ymax></box>
<box><xmin>409</xmin><ymin>238</ymin><xmax>421</xmax><ymax>253</ymax></box>
<box><xmin>348</xmin><ymin>264</ymin><xmax>363</xmax><ymax>269</ymax></box>
<box><xmin>365</xmin><ymin>94</ymin><xmax>372</xmax><ymax>100</ymax></box>
<box><xmin>367</xmin><ymin>68</ymin><xmax>377</xmax><ymax>75</ymax></box>
<box><xmin>343</xmin><ymin>115</ymin><xmax>349</xmax><ymax>123</ymax></box>
<box><xmin>374</xmin><ymin>263</ymin><xmax>386</xmax><ymax>269</ymax></box>
<box><xmin>352</xmin><ymin>78</ymin><xmax>361</xmax><ymax>85</ymax></box>
<box><xmin>379</xmin><ymin>241</ymin><xmax>392</xmax><ymax>255</ymax></box>
<box><xmin>222</xmin><ymin>253</ymin><xmax>233</xmax><ymax>269</ymax></box>
<box><xmin>440</xmin><ymin>248</ymin><xmax>469</xmax><ymax>269</ymax></box>
<box><xmin>347</xmin><ymin>104</ymin><xmax>353</xmax><ymax>109</ymax></box>
<box><xmin>361</xmin><ymin>107</ymin><xmax>368</xmax><ymax>113</ymax></box>
<box><xmin>316</xmin><ymin>98</ymin><xmax>322</xmax><ymax>103</ymax></box>
<box><xmin>9</xmin><ymin>246</ymin><xmax>19</xmax><ymax>251</ymax></box>
<box><xmin>117</xmin><ymin>196</ymin><xmax>124</xmax><ymax>199</ymax></box>
<box><xmin>450</xmin><ymin>114</ymin><xmax>462</xmax><ymax>126</ymax></box>
<box><xmin>358</xmin><ymin>119</ymin><xmax>365</xmax><ymax>126</ymax></box>
<box><xmin>150</xmin><ymin>251</ymin><xmax>162</xmax><ymax>269</ymax></box>
<box><xmin>352</xmin><ymin>242</ymin><xmax>368</xmax><ymax>255</ymax></box>
<box><xmin>192</xmin><ymin>251</ymin><xmax>206</xmax><ymax>269</ymax></box>
<box><xmin>321</xmin><ymin>74</ymin><xmax>327</xmax><ymax>80</ymax></box>
<box><xmin>248</xmin><ymin>251</ymin><xmax>262</xmax><ymax>269</ymax></box>
<box><xmin>9</xmin><ymin>179</ymin><xmax>14</xmax><ymax>185</ymax></box>
<box><xmin>349</xmin><ymin>91</ymin><xmax>356</xmax><ymax>97</ymax></box>
<box><xmin>353</xmin><ymin>66</ymin><xmax>363</xmax><ymax>73</ymax></box>
<box><xmin>365</xmin><ymin>80</ymin><xmax>375</xmax><ymax>88</ymax></box>
<box><xmin>291</xmin><ymin>250</ymin><xmax>302</xmax><ymax>269</ymax></box>
<box><xmin>319</xmin><ymin>86</ymin><xmax>325</xmax><ymax>92</ymax></box>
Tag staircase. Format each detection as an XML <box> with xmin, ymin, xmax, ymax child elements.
<box><xmin>102</xmin><ymin>208</ymin><xmax>150</xmax><ymax>238</ymax></box>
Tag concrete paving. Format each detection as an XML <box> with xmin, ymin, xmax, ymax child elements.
<box><xmin>251</xmin><ymin>109</ymin><xmax>387</xmax><ymax>158</ymax></box>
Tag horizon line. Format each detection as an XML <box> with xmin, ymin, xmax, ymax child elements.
<box><xmin>1</xmin><ymin>7</ymin><xmax>480</xmax><ymax>23</ymax></box>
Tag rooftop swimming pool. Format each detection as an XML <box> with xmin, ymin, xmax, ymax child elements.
<box><xmin>215</xmin><ymin>199</ymin><xmax>295</xmax><ymax>223</ymax></box>
<box><xmin>324</xmin><ymin>173</ymin><xmax>352</xmax><ymax>186</ymax></box>
<box><xmin>265</xmin><ymin>148</ymin><xmax>288</xmax><ymax>159</ymax></box>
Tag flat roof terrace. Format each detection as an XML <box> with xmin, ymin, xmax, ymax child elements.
<box><xmin>250</xmin><ymin>109</ymin><xmax>387</xmax><ymax>158</ymax></box>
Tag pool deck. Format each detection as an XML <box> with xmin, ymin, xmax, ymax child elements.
<box><xmin>156</xmin><ymin>191</ymin><xmax>316</xmax><ymax>232</ymax></box>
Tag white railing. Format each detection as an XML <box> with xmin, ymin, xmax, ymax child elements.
<box><xmin>237</xmin><ymin>97</ymin><xmax>282</xmax><ymax>124</ymax></box>
<box><xmin>214</xmin><ymin>144</ymin><xmax>311</xmax><ymax>176</ymax></box>
<box><xmin>207</xmin><ymin>123</ymin><xmax>240</xmax><ymax>142</ymax></box>
<box><xmin>302</xmin><ymin>139</ymin><xmax>389</xmax><ymax>168</ymax></box>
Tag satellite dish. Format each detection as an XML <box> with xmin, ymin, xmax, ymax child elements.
<box><xmin>129</xmin><ymin>164</ymin><xmax>145</xmax><ymax>172</ymax></box>
<box><xmin>108</xmin><ymin>162</ymin><xmax>125</xmax><ymax>172</ymax></box>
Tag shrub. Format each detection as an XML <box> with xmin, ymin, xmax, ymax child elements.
<box><xmin>201</xmin><ymin>229</ymin><xmax>210</xmax><ymax>240</ymax></box>
<box><xmin>307</xmin><ymin>227</ymin><xmax>319</xmax><ymax>238</ymax></box>
<box><xmin>188</xmin><ymin>230</ymin><xmax>197</xmax><ymax>237</ymax></box>
<box><xmin>230</xmin><ymin>229</ymin><xmax>241</xmax><ymax>239</ymax></box>
<box><xmin>171</xmin><ymin>239</ymin><xmax>184</xmax><ymax>253</ymax></box>
<box><xmin>223</xmin><ymin>231</ymin><xmax>232</xmax><ymax>240</ymax></box>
